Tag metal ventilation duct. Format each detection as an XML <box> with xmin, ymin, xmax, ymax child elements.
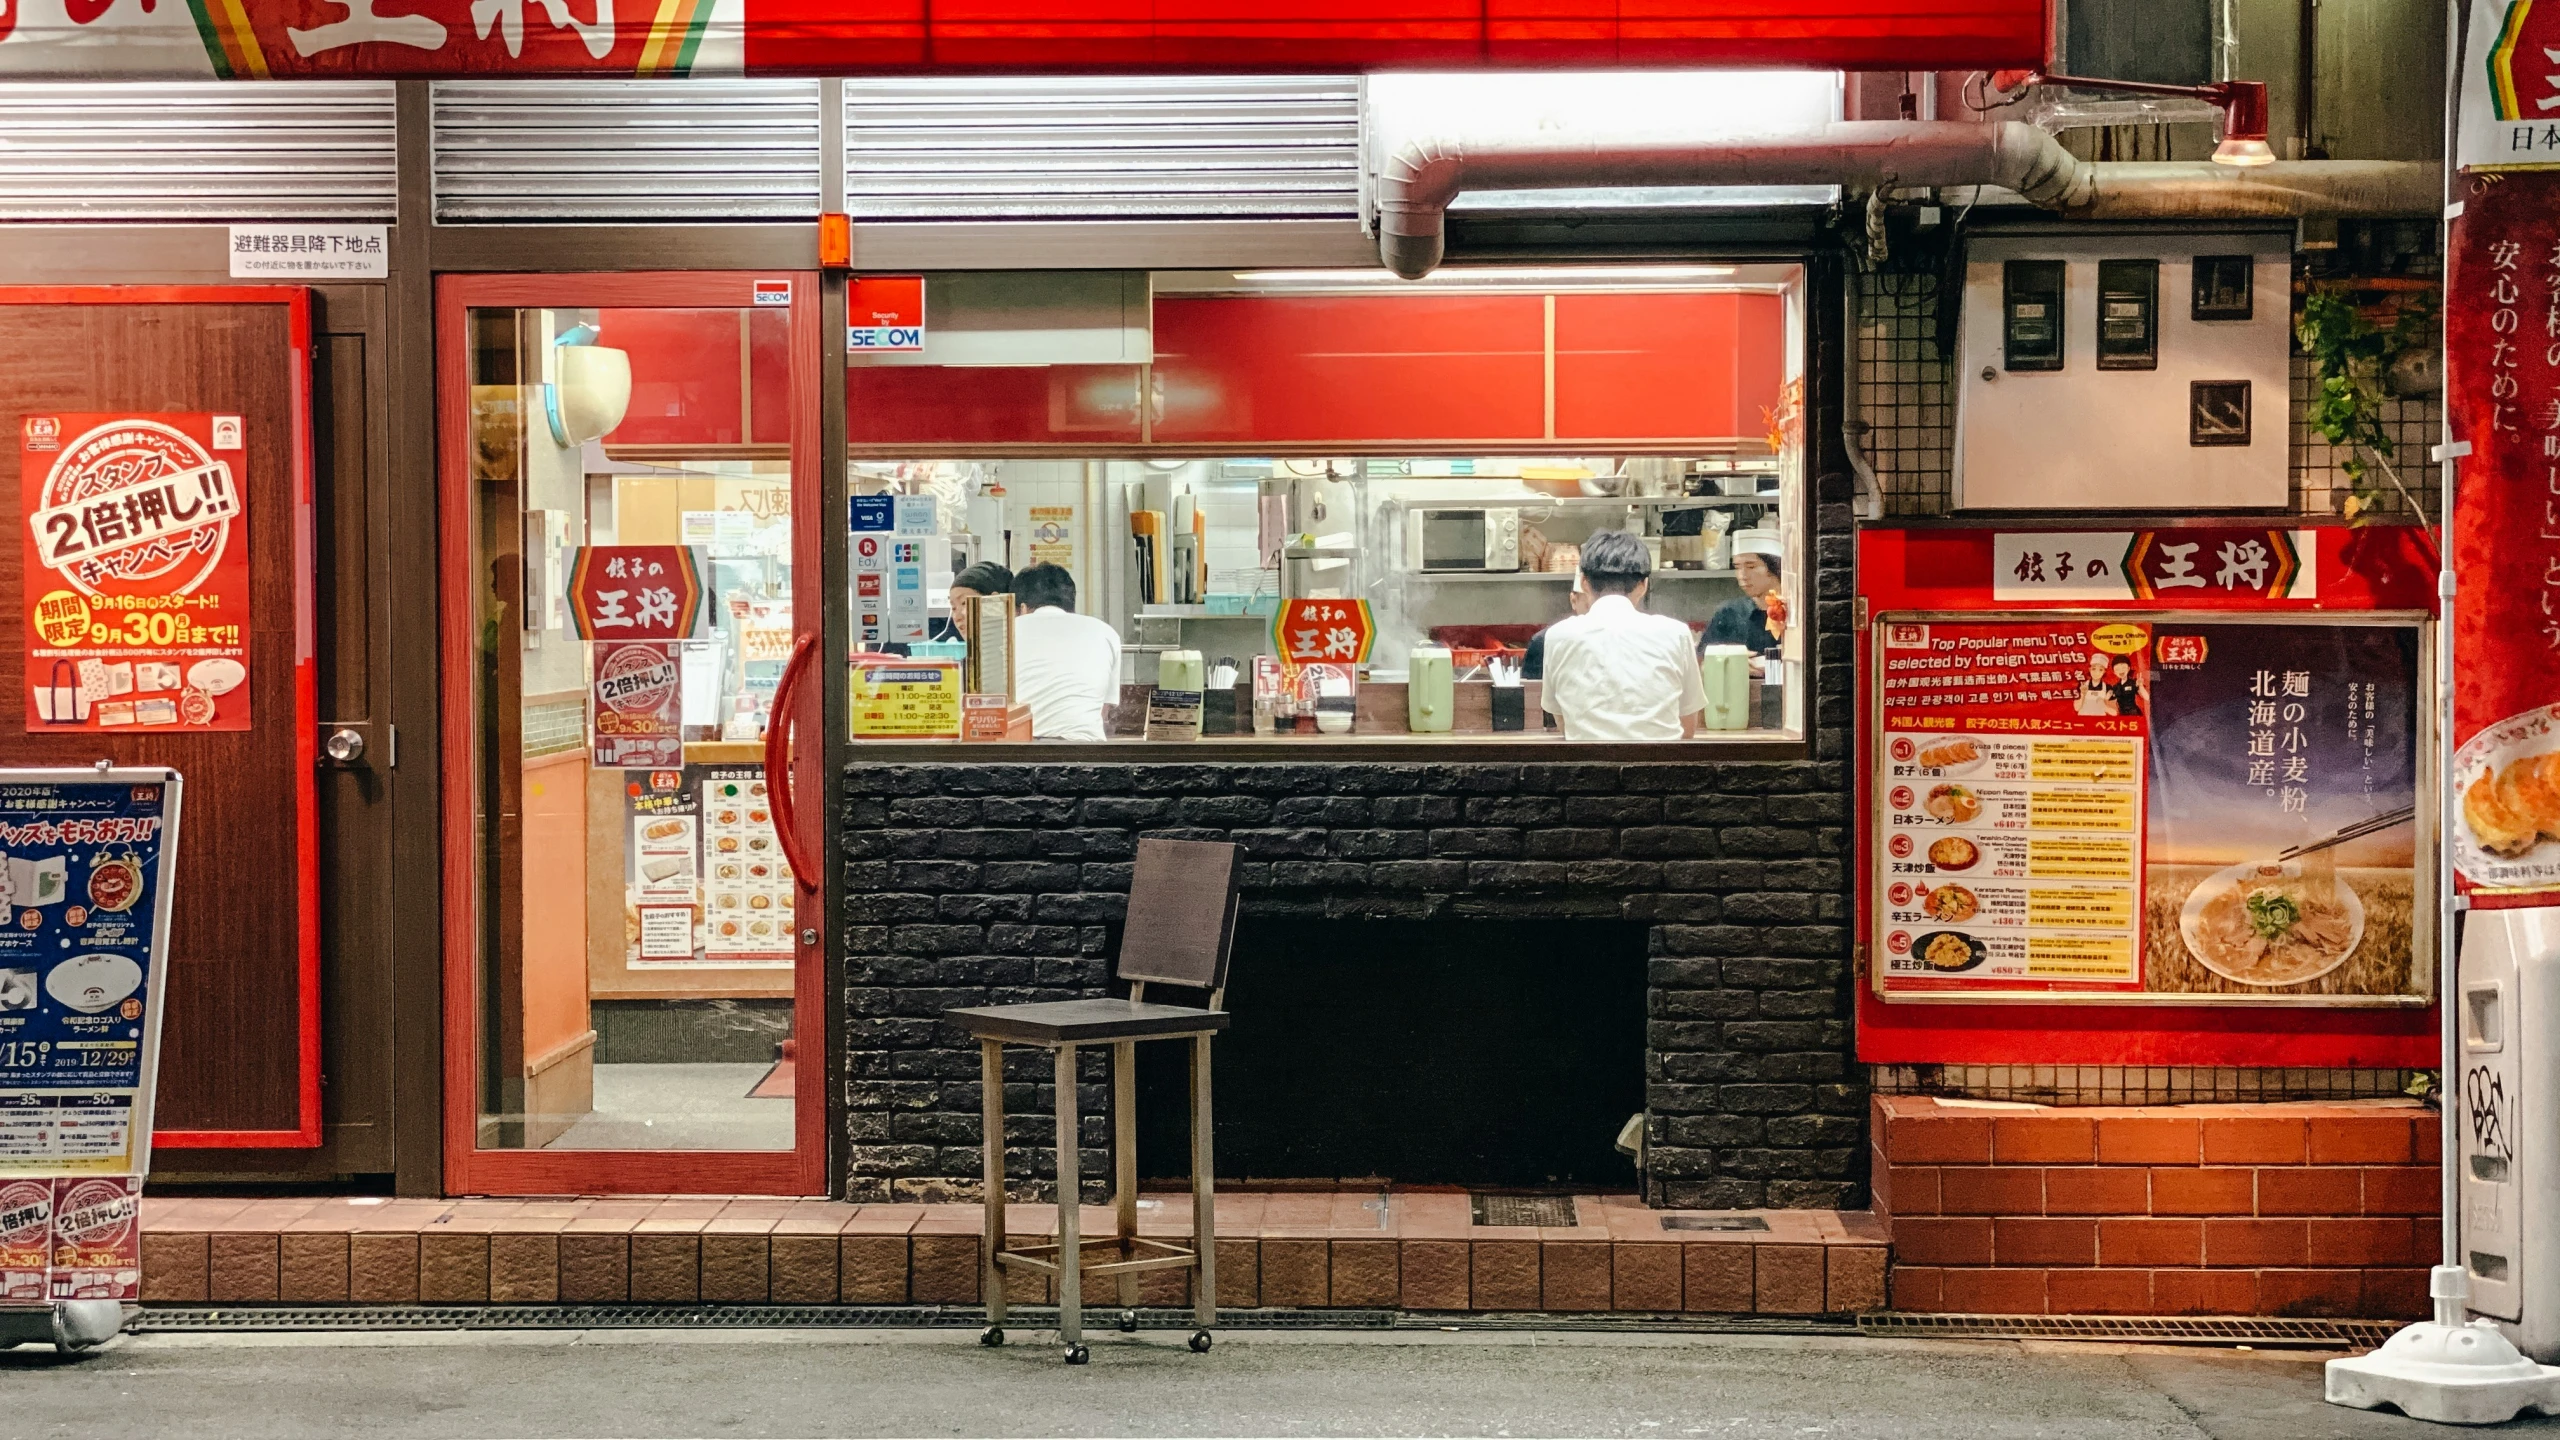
<box><xmin>432</xmin><ymin>79</ymin><xmax>823</xmax><ymax>223</ymax></box>
<box><xmin>0</xmin><ymin>82</ymin><xmax>394</xmax><ymax>222</ymax></box>
<box><xmin>844</xmin><ymin>75</ymin><xmax>1359</xmax><ymax>221</ymax></box>
<box><xmin>1371</xmin><ymin>120</ymin><xmax>2441</xmax><ymax>277</ymax></box>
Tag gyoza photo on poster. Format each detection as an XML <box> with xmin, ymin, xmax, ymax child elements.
<box><xmin>21</xmin><ymin>413</ymin><xmax>251</xmax><ymax>733</ymax></box>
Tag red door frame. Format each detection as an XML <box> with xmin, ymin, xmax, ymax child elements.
<box><xmin>435</xmin><ymin>272</ymin><xmax>826</xmax><ymax>1196</ymax></box>
<box><xmin>1</xmin><ymin>285</ymin><xmax>323</xmax><ymax>1150</ymax></box>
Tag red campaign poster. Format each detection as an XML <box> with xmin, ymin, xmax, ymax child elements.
<box><xmin>591</xmin><ymin>640</ymin><xmax>682</xmax><ymax>769</ymax></box>
<box><xmin>47</xmin><ymin>1175</ymin><xmax>139</xmax><ymax>1302</ymax></box>
<box><xmin>1875</xmin><ymin>619</ymin><xmax>2151</xmax><ymax>994</ymax></box>
<box><xmin>2448</xmin><ymin>171</ymin><xmax>2560</xmax><ymax>905</ymax></box>
<box><xmin>0</xmin><ymin>1177</ymin><xmax>47</xmax><ymax>1305</ymax></box>
<box><xmin>22</xmin><ymin>413</ymin><xmax>251</xmax><ymax>733</ymax></box>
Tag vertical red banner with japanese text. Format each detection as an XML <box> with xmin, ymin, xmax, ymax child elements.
<box><xmin>2448</xmin><ymin>172</ymin><xmax>2560</xmax><ymax>905</ymax></box>
<box><xmin>21</xmin><ymin>413</ymin><xmax>251</xmax><ymax>733</ymax></box>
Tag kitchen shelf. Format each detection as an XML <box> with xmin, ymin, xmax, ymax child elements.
<box><xmin>1383</xmin><ymin>494</ymin><xmax>1778</xmax><ymax>511</ymax></box>
<box><xmin>1405</xmin><ymin>569</ymin><xmax>1737</xmax><ymax>582</ymax></box>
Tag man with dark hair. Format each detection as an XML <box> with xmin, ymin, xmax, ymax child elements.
<box><xmin>1008</xmin><ymin>562</ymin><xmax>1120</xmax><ymax>741</ymax></box>
<box><xmin>931</xmin><ymin>560</ymin><xmax>1013</xmax><ymax>643</ymax></box>
<box><xmin>1536</xmin><ymin>530</ymin><xmax>1706</xmax><ymax>741</ymax></box>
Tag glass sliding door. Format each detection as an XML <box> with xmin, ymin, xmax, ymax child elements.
<box><xmin>437</xmin><ymin>274</ymin><xmax>825</xmax><ymax>1195</ymax></box>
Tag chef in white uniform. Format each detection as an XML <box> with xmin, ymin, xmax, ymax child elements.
<box><xmin>1009</xmin><ymin>562</ymin><xmax>1122</xmax><ymax>741</ymax></box>
<box><xmin>1537</xmin><ymin>530</ymin><xmax>1707</xmax><ymax>742</ymax></box>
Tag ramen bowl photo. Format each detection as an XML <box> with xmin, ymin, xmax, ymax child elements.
<box><xmin>2177</xmin><ymin>860</ymin><xmax>2366</xmax><ymax>987</ymax></box>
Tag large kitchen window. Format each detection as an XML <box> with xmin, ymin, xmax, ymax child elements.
<box><xmin>843</xmin><ymin>266</ymin><xmax>1808</xmax><ymax>747</ymax></box>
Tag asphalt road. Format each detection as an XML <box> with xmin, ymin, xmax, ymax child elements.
<box><xmin>4</xmin><ymin>1326</ymin><xmax>2555</xmax><ymax>1439</ymax></box>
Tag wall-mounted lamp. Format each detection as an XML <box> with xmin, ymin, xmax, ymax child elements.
<box><xmin>1989</xmin><ymin>71</ymin><xmax>2274</xmax><ymax>166</ymax></box>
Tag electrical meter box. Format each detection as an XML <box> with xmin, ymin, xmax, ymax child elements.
<box><xmin>2095</xmin><ymin>258</ymin><xmax>2160</xmax><ymax>370</ymax></box>
<box><xmin>2001</xmin><ymin>260</ymin><xmax>2066</xmax><ymax>371</ymax></box>
<box><xmin>1954</xmin><ymin>230</ymin><xmax>2291</xmax><ymax>510</ymax></box>
<box><xmin>2459</xmin><ymin>908</ymin><xmax>2560</xmax><ymax>1360</ymax></box>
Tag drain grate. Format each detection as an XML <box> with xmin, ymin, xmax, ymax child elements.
<box><xmin>1471</xmin><ymin>1194</ymin><xmax>1579</xmax><ymax>1227</ymax></box>
<box><xmin>133</xmin><ymin>1304</ymin><xmax>1400</xmax><ymax>1333</ymax></box>
<box><xmin>1660</xmin><ymin>1215</ymin><xmax>1771</xmax><ymax>1233</ymax></box>
<box><xmin>1860</xmin><ymin>1312</ymin><xmax>2404</xmax><ymax>1349</ymax></box>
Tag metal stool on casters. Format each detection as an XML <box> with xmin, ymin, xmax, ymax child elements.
<box><xmin>945</xmin><ymin>836</ymin><xmax>1239</xmax><ymax>1364</ymax></box>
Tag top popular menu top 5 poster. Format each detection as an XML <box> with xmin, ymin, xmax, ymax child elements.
<box><xmin>1874</xmin><ymin>617</ymin><xmax>2426</xmax><ymax>1003</ymax></box>
<box><xmin>21</xmin><ymin>414</ymin><xmax>252</xmax><ymax>733</ymax></box>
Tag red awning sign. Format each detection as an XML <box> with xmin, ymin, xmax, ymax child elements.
<box><xmin>0</xmin><ymin>0</ymin><xmax>2052</xmax><ymax>78</ymax></box>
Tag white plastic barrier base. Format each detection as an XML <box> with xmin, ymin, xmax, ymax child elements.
<box><xmin>0</xmin><ymin>1301</ymin><xmax>126</xmax><ymax>1353</ymax></box>
<box><xmin>2328</xmin><ymin>1269</ymin><xmax>2560</xmax><ymax>1425</ymax></box>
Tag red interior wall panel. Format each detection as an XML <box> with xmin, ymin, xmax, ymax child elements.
<box><xmin>599</xmin><ymin>309</ymin><xmax>745</xmax><ymax>447</ymax></box>
<box><xmin>848</xmin><ymin>364</ymin><xmax>1147</xmax><ymax>445</ymax></box>
<box><xmin>1551</xmin><ymin>291</ymin><xmax>1786</xmax><ymax>440</ymax></box>
<box><xmin>1151</xmin><ymin>294</ymin><xmax>1546</xmax><ymax>444</ymax></box>
<box><xmin>749</xmin><ymin>308</ymin><xmax>792</xmax><ymax>446</ymax></box>
<box><xmin>1735</xmin><ymin>290</ymin><xmax>1785</xmax><ymax>438</ymax></box>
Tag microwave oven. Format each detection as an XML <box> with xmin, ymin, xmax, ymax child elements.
<box><xmin>1407</xmin><ymin>507</ymin><xmax>1522</xmax><ymax>573</ymax></box>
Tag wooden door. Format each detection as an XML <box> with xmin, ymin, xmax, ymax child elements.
<box><xmin>0</xmin><ymin>287</ymin><xmax>320</xmax><ymax>1145</ymax></box>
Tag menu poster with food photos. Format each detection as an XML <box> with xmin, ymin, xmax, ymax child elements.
<box><xmin>2446</xmin><ymin>169</ymin><xmax>2560</xmax><ymax>906</ymax></box>
<box><xmin>1874</xmin><ymin>617</ymin><xmax>2428</xmax><ymax>1003</ymax></box>
<box><xmin>23</xmin><ymin>414</ymin><xmax>252</xmax><ymax>733</ymax></box>
<box><xmin>620</xmin><ymin>765</ymin><xmax>790</xmax><ymax>970</ymax></box>
<box><xmin>1876</xmin><ymin>619</ymin><xmax>2151</xmax><ymax>995</ymax></box>
<box><xmin>697</xmin><ymin>766</ymin><xmax>792</xmax><ymax>964</ymax></box>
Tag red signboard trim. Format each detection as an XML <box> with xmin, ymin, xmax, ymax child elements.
<box><xmin>1853</xmin><ymin>524</ymin><xmax>2442</xmax><ymax>1070</ymax></box>
<box><xmin>0</xmin><ymin>287</ymin><xmax>324</xmax><ymax>1150</ymax></box>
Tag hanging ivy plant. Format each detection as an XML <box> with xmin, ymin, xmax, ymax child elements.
<box><xmin>2296</xmin><ymin>286</ymin><xmax>2440</xmax><ymax>530</ymax></box>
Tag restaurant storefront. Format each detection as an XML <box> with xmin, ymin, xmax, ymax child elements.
<box><xmin>0</xmin><ymin>1</ymin><xmax>2462</xmax><ymax>1321</ymax></box>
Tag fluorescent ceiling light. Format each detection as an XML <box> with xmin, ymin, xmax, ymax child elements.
<box><xmin>1232</xmin><ymin>265</ymin><xmax>1739</xmax><ymax>284</ymax></box>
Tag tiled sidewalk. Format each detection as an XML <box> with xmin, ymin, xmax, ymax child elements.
<box><xmin>138</xmin><ymin>1192</ymin><xmax>1889</xmax><ymax>1317</ymax></box>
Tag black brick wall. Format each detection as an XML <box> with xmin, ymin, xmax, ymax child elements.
<box><xmin>839</xmin><ymin>750</ymin><xmax>1860</xmax><ymax>1209</ymax></box>
<box><xmin>835</xmin><ymin>258</ymin><xmax>1861</xmax><ymax>1210</ymax></box>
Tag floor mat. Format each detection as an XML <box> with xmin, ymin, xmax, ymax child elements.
<box><xmin>748</xmin><ymin>1058</ymin><xmax>794</xmax><ymax>1099</ymax></box>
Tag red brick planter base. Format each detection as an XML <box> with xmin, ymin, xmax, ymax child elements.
<box><xmin>1874</xmin><ymin>1095</ymin><xmax>2441</xmax><ymax>1319</ymax></box>
<box><xmin>138</xmin><ymin>1191</ymin><xmax>1887</xmax><ymax>1317</ymax></box>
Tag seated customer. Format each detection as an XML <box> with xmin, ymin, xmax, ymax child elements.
<box><xmin>1010</xmin><ymin>562</ymin><xmax>1121</xmax><ymax>741</ymax></box>
<box><xmin>1538</xmin><ymin>530</ymin><xmax>1706</xmax><ymax>742</ymax></box>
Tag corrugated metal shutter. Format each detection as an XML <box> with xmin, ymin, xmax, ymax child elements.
<box><xmin>433</xmin><ymin>80</ymin><xmax>822</xmax><ymax>222</ymax></box>
<box><xmin>0</xmin><ymin>83</ymin><xmax>394</xmax><ymax>222</ymax></box>
<box><xmin>845</xmin><ymin>75</ymin><xmax>1358</xmax><ymax>220</ymax></box>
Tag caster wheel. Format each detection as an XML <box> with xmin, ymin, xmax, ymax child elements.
<box><xmin>1118</xmin><ymin>1310</ymin><xmax>1140</xmax><ymax>1334</ymax></box>
<box><xmin>980</xmin><ymin>1327</ymin><xmax>1005</xmax><ymax>1348</ymax></box>
<box><xmin>1064</xmin><ymin>1344</ymin><xmax>1090</xmax><ymax>1365</ymax></box>
<box><xmin>1189</xmin><ymin>1330</ymin><xmax>1213</xmax><ymax>1354</ymax></box>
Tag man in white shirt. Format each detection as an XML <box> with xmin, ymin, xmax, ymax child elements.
<box><xmin>1008</xmin><ymin>562</ymin><xmax>1122</xmax><ymax>741</ymax></box>
<box><xmin>1538</xmin><ymin>530</ymin><xmax>1707</xmax><ymax>742</ymax></box>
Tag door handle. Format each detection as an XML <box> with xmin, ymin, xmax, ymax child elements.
<box><xmin>321</xmin><ymin>723</ymin><xmax>369</xmax><ymax>767</ymax></box>
<box><xmin>763</xmin><ymin>633</ymin><xmax>820</xmax><ymax>898</ymax></box>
